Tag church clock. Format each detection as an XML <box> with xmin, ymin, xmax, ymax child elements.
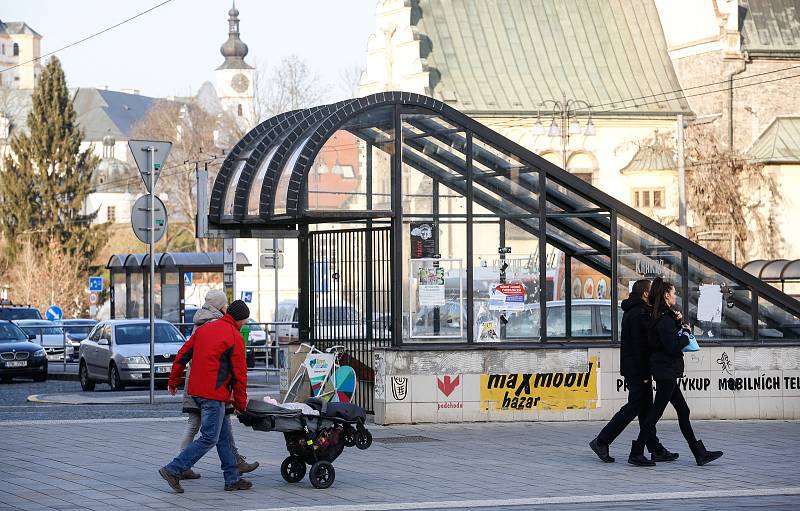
<box><xmin>230</xmin><ymin>73</ymin><xmax>250</xmax><ymax>93</ymax></box>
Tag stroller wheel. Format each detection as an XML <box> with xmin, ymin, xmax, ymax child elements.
<box><xmin>355</xmin><ymin>430</ymin><xmax>372</xmax><ymax>450</ymax></box>
<box><xmin>343</xmin><ymin>427</ymin><xmax>357</xmax><ymax>447</ymax></box>
<box><xmin>309</xmin><ymin>461</ymin><xmax>335</xmax><ymax>489</ymax></box>
<box><xmin>280</xmin><ymin>456</ymin><xmax>306</xmax><ymax>483</ymax></box>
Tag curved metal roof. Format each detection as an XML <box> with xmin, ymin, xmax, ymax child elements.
<box><xmin>744</xmin><ymin>259</ymin><xmax>800</xmax><ymax>281</ymax></box>
<box><xmin>108</xmin><ymin>252</ymin><xmax>250</xmax><ymax>271</ymax></box>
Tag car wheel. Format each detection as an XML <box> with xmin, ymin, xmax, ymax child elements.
<box><xmin>109</xmin><ymin>363</ymin><xmax>125</xmax><ymax>391</ymax></box>
<box><xmin>33</xmin><ymin>368</ymin><xmax>47</xmax><ymax>383</ymax></box>
<box><xmin>79</xmin><ymin>361</ymin><xmax>95</xmax><ymax>391</ymax></box>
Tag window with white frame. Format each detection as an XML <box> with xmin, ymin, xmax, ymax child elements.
<box><xmin>632</xmin><ymin>188</ymin><xmax>665</xmax><ymax>209</ymax></box>
<box><xmin>107</xmin><ymin>206</ymin><xmax>116</xmax><ymax>223</ymax></box>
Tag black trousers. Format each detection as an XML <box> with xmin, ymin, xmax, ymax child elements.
<box><xmin>636</xmin><ymin>378</ymin><xmax>698</xmax><ymax>449</ymax></box>
<box><xmin>597</xmin><ymin>377</ymin><xmax>664</xmax><ymax>452</ymax></box>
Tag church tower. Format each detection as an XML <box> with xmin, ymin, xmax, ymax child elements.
<box><xmin>215</xmin><ymin>2</ymin><xmax>255</xmax><ymax>129</ymax></box>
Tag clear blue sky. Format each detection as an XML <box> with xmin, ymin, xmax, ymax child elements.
<box><xmin>3</xmin><ymin>0</ymin><xmax>377</xmax><ymax>99</ymax></box>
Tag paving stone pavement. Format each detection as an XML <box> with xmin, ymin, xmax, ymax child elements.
<box><xmin>0</xmin><ymin>418</ymin><xmax>798</xmax><ymax>510</ymax></box>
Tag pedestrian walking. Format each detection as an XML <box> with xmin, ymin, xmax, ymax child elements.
<box><xmin>176</xmin><ymin>290</ymin><xmax>258</xmax><ymax>480</ymax></box>
<box><xmin>159</xmin><ymin>300</ymin><xmax>253</xmax><ymax>493</ymax></box>
<box><xmin>590</xmin><ymin>279</ymin><xmax>678</xmax><ymax>463</ymax></box>
<box><xmin>628</xmin><ymin>277</ymin><xmax>723</xmax><ymax>467</ymax></box>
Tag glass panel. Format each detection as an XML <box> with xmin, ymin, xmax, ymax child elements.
<box><xmin>757</xmin><ymin>296</ymin><xmax>800</xmax><ymax>341</ymax></box>
<box><xmin>307</xmin><ymin>130</ymin><xmax>370</xmax><ymax>211</ymax></box>
<box><xmin>687</xmin><ymin>257</ymin><xmax>753</xmax><ymax>340</ymax></box>
<box><xmin>547</xmin><ymin>176</ymin><xmax>603</xmax><ymax>212</ymax></box>
<box><xmin>161</xmin><ymin>272</ymin><xmax>180</xmax><ymax>324</ymax></box>
<box><xmin>371</xmin><ymin>142</ymin><xmax>392</xmax><ymax>211</ymax></box>
<box><xmin>274</xmin><ymin>135</ymin><xmax>311</xmax><ymax>215</ymax></box>
<box><xmin>113</xmin><ymin>273</ymin><xmax>126</xmax><ymax>319</ymax></box>
<box><xmin>247</xmin><ymin>144</ymin><xmax>280</xmax><ymax>216</ymax></box>
<box><xmin>563</xmin><ymin>252</ymin><xmax>614</xmax><ymax>338</ymax></box>
<box><xmin>476</xmin><ymin>219</ymin><xmax>540</xmax><ymax>342</ymax></box>
<box><xmin>128</xmin><ymin>273</ymin><xmax>144</xmax><ymax>318</ymax></box>
<box><xmin>402</xmin><ymin>164</ymin><xmax>434</xmax><ymax>215</ymax></box>
<box><xmin>223</xmin><ymin>159</ymin><xmax>246</xmax><ymax>216</ymax></box>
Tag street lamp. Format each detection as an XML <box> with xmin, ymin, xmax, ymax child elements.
<box><xmin>533</xmin><ymin>95</ymin><xmax>596</xmax><ymax>170</ymax></box>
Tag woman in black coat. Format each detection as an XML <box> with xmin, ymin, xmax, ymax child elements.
<box><xmin>628</xmin><ymin>277</ymin><xmax>723</xmax><ymax>467</ymax></box>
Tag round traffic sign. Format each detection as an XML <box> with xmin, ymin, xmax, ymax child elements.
<box><xmin>88</xmin><ymin>292</ymin><xmax>99</xmax><ymax>305</ymax></box>
<box><xmin>131</xmin><ymin>194</ymin><xmax>168</xmax><ymax>244</ymax></box>
<box><xmin>45</xmin><ymin>305</ymin><xmax>63</xmax><ymax>321</ymax></box>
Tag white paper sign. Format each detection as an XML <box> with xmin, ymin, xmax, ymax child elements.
<box><xmin>697</xmin><ymin>284</ymin><xmax>723</xmax><ymax>323</ymax></box>
<box><xmin>419</xmin><ymin>284</ymin><xmax>446</xmax><ymax>306</ymax></box>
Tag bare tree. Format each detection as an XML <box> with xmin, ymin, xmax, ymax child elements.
<box><xmin>627</xmin><ymin>126</ymin><xmax>782</xmax><ymax>262</ymax></box>
<box><xmin>131</xmin><ymin>99</ymin><xmax>241</xmax><ymax>251</ymax></box>
<box><xmin>9</xmin><ymin>238</ymin><xmax>87</xmax><ymax>316</ymax></box>
<box><xmin>253</xmin><ymin>55</ymin><xmax>326</xmax><ymax>121</ymax></box>
<box><xmin>337</xmin><ymin>63</ymin><xmax>365</xmax><ymax>100</ymax></box>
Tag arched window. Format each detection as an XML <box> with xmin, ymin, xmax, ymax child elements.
<box><xmin>12</xmin><ymin>43</ymin><xmax>19</xmax><ymax>57</ymax></box>
<box><xmin>567</xmin><ymin>152</ymin><xmax>598</xmax><ymax>185</ymax></box>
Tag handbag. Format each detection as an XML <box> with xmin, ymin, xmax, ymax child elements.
<box><xmin>679</xmin><ymin>330</ymin><xmax>700</xmax><ymax>352</ymax></box>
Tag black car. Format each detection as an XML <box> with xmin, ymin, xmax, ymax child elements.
<box><xmin>0</xmin><ymin>306</ymin><xmax>43</xmax><ymax>321</ymax></box>
<box><xmin>0</xmin><ymin>321</ymin><xmax>48</xmax><ymax>382</ymax></box>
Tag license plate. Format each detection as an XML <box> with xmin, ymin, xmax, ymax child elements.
<box><xmin>6</xmin><ymin>361</ymin><xmax>26</xmax><ymax>368</ymax></box>
<box><xmin>156</xmin><ymin>366</ymin><xmax>171</xmax><ymax>374</ymax></box>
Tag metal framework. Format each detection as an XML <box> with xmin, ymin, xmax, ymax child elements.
<box><xmin>204</xmin><ymin>92</ymin><xmax>800</xmax><ymax>346</ymax></box>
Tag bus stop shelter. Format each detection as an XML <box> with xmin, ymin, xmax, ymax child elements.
<box><xmin>107</xmin><ymin>252</ymin><xmax>250</xmax><ymax>323</ymax></box>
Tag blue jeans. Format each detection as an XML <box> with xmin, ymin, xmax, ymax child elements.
<box><xmin>165</xmin><ymin>397</ymin><xmax>240</xmax><ymax>484</ymax></box>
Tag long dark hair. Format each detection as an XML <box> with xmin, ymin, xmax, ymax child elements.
<box><xmin>648</xmin><ymin>277</ymin><xmax>675</xmax><ymax>323</ymax></box>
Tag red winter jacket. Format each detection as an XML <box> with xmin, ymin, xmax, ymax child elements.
<box><xmin>169</xmin><ymin>314</ymin><xmax>248</xmax><ymax>411</ymax></box>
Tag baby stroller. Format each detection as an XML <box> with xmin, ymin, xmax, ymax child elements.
<box><xmin>238</xmin><ymin>397</ymin><xmax>372</xmax><ymax>489</ymax></box>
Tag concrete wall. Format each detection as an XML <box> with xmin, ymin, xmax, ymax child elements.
<box><xmin>373</xmin><ymin>346</ymin><xmax>800</xmax><ymax>424</ymax></box>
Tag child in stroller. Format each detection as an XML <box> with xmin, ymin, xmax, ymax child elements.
<box><xmin>238</xmin><ymin>397</ymin><xmax>372</xmax><ymax>489</ymax></box>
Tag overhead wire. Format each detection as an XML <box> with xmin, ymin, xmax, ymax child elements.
<box><xmin>0</xmin><ymin>0</ymin><xmax>174</xmax><ymax>74</ymax></box>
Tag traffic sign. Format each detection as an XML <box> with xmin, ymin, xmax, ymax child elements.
<box><xmin>88</xmin><ymin>276</ymin><xmax>103</xmax><ymax>292</ymax></box>
<box><xmin>259</xmin><ymin>253</ymin><xmax>284</xmax><ymax>269</ymax></box>
<box><xmin>241</xmin><ymin>291</ymin><xmax>253</xmax><ymax>303</ymax></box>
<box><xmin>128</xmin><ymin>140</ymin><xmax>172</xmax><ymax>193</ymax></box>
<box><xmin>88</xmin><ymin>292</ymin><xmax>99</xmax><ymax>306</ymax></box>
<box><xmin>131</xmin><ymin>194</ymin><xmax>168</xmax><ymax>244</ymax></box>
<box><xmin>45</xmin><ymin>305</ymin><xmax>63</xmax><ymax>321</ymax></box>
<box><xmin>184</xmin><ymin>272</ymin><xmax>193</xmax><ymax>286</ymax></box>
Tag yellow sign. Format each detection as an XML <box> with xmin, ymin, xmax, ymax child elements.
<box><xmin>480</xmin><ymin>357</ymin><xmax>598</xmax><ymax>411</ymax></box>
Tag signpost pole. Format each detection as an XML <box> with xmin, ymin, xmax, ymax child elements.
<box><xmin>148</xmin><ymin>146</ymin><xmax>156</xmax><ymax>406</ymax></box>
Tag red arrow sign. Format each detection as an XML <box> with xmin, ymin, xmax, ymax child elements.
<box><xmin>437</xmin><ymin>375</ymin><xmax>460</xmax><ymax>397</ymax></box>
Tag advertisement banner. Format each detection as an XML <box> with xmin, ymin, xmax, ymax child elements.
<box><xmin>417</xmin><ymin>264</ymin><xmax>445</xmax><ymax>306</ymax></box>
<box><xmin>480</xmin><ymin>356</ymin><xmax>598</xmax><ymax>411</ymax></box>
<box><xmin>306</xmin><ymin>353</ymin><xmax>336</xmax><ymax>396</ymax></box>
<box><xmin>410</xmin><ymin>222</ymin><xmax>437</xmax><ymax>259</ymax></box>
<box><xmin>488</xmin><ymin>283</ymin><xmax>526</xmax><ymax>311</ymax></box>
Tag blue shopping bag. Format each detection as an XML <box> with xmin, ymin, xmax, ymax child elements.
<box><xmin>680</xmin><ymin>330</ymin><xmax>700</xmax><ymax>352</ymax></box>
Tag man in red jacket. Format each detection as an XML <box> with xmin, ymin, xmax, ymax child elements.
<box><xmin>159</xmin><ymin>300</ymin><xmax>251</xmax><ymax>493</ymax></box>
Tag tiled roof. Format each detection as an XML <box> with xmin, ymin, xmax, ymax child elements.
<box><xmin>620</xmin><ymin>144</ymin><xmax>676</xmax><ymax>173</ymax></box>
<box><xmin>414</xmin><ymin>0</ymin><xmax>691</xmax><ymax>116</ymax></box>
<box><xmin>740</xmin><ymin>0</ymin><xmax>800</xmax><ymax>56</ymax></box>
<box><xmin>747</xmin><ymin>116</ymin><xmax>800</xmax><ymax>163</ymax></box>
<box><xmin>0</xmin><ymin>21</ymin><xmax>41</xmax><ymax>37</ymax></box>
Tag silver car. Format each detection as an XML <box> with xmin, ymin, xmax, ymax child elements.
<box><xmin>15</xmin><ymin>319</ymin><xmax>69</xmax><ymax>361</ymax></box>
<box><xmin>78</xmin><ymin>319</ymin><xmax>186</xmax><ymax>391</ymax></box>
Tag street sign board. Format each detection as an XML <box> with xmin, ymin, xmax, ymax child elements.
<box><xmin>241</xmin><ymin>291</ymin><xmax>253</xmax><ymax>303</ymax></box>
<box><xmin>259</xmin><ymin>253</ymin><xmax>284</xmax><ymax>269</ymax></box>
<box><xmin>128</xmin><ymin>140</ymin><xmax>172</xmax><ymax>193</ymax></box>
<box><xmin>259</xmin><ymin>239</ymin><xmax>284</xmax><ymax>253</ymax></box>
<box><xmin>184</xmin><ymin>272</ymin><xmax>193</xmax><ymax>287</ymax></box>
<box><xmin>131</xmin><ymin>195</ymin><xmax>168</xmax><ymax>244</ymax></box>
<box><xmin>88</xmin><ymin>292</ymin><xmax>99</xmax><ymax>305</ymax></box>
<box><xmin>45</xmin><ymin>305</ymin><xmax>63</xmax><ymax>321</ymax></box>
<box><xmin>88</xmin><ymin>276</ymin><xmax>103</xmax><ymax>292</ymax></box>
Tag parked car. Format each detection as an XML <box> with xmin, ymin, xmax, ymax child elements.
<box><xmin>0</xmin><ymin>321</ymin><xmax>47</xmax><ymax>383</ymax></box>
<box><xmin>57</xmin><ymin>319</ymin><xmax>97</xmax><ymax>361</ymax></box>
<box><xmin>0</xmin><ymin>305</ymin><xmax>42</xmax><ymax>321</ymax></box>
<box><xmin>505</xmin><ymin>299</ymin><xmax>623</xmax><ymax>338</ymax></box>
<box><xmin>245</xmin><ymin>319</ymin><xmax>270</xmax><ymax>362</ymax></box>
<box><xmin>78</xmin><ymin>319</ymin><xmax>186</xmax><ymax>391</ymax></box>
<box><xmin>14</xmin><ymin>319</ymin><xmax>68</xmax><ymax>360</ymax></box>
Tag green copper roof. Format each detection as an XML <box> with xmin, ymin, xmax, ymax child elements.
<box><xmin>620</xmin><ymin>144</ymin><xmax>676</xmax><ymax>173</ymax></box>
<box><xmin>748</xmin><ymin>117</ymin><xmax>800</xmax><ymax>163</ymax></box>
<box><xmin>414</xmin><ymin>0</ymin><xmax>691</xmax><ymax>116</ymax></box>
<box><xmin>740</xmin><ymin>0</ymin><xmax>800</xmax><ymax>57</ymax></box>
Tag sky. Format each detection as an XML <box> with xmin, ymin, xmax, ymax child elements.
<box><xmin>2</xmin><ymin>0</ymin><xmax>377</xmax><ymax>99</ymax></box>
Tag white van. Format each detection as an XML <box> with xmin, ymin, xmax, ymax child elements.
<box><xmin>275</xmin><ymin>299</ymin><xmax>299</xmax><ymax>344</ymax></box>
<box><xmin>274</xmin><ymin>299</ymin><xmax>389</xmax><ymax>342</ymax></box>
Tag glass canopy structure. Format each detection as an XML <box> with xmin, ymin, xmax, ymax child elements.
<box><xmin>206</xmin><ymin>92</ymin><xmax>800</xmax><ymax>346</ymax></box>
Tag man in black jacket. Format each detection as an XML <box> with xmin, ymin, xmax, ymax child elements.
<box><xmin>589</xmin><ymin>279</ymin><xmax>678</xmax><ymax>463</ymax></box>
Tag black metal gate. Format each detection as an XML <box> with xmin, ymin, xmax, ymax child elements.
<box><xmin>308</xmin><ymin>227</ymin><xmax>392</xmax><ymax>412</ymax></box>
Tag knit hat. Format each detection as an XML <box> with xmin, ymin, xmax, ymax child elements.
<box><xmin>227</xmin><ymin>300</ymin><xmax>250</xmax><ymax>321</ymax></box>
<box><xmin>204</xmin><ymin>289</ymin><xmax>228</xmax><ymax>312</ymax></box>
